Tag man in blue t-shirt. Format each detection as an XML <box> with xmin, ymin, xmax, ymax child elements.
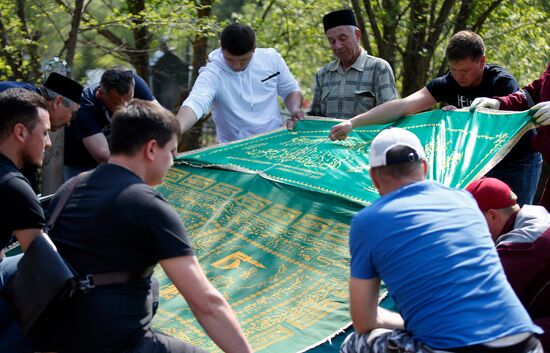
<box><xmin>329</xmin><ymin>30</ymin><xmax>540</xmax><ymax>206</ymax></box>
<box><xmin>64</xmin><ymin>66</ymin><xmax>159</xmax><ymax>180</ymax></box>
<box><xmin>340</xmin><ymin>127</ymin><xmax>543</xmax><ymax>353</ymax></box>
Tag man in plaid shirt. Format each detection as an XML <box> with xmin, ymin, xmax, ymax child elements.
<box><xmin>309</xmin><ymin>9</ymin><xmax>398</xmax><ymax>119</ymax></box>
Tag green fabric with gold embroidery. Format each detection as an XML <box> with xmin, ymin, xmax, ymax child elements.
<box><xmin>148</xmin><ymin>109</ymin><xmax>533</xmax><ymax>352</ymax></box>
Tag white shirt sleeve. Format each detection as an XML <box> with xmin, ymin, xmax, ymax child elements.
<box><xmin>181</xmin><ymin>63</ymin><xmax>219</xmax><ymax>120</ymax></box>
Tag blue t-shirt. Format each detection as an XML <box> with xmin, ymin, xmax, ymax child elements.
<box><xmin>350</xmin><ymin>180</ymin><xmax>541</xmax><ymax>349</ymax></box>
<box><xmin>0</xmin><ymin>81</ymin><xmax>41</xmax><ymax>95</ymax></box>
<box><xmin>64</xmin><ymin>74</ymin><xmax>155</xmax><ymax>169</ymax></box>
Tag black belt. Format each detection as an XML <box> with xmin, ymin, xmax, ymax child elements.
<box><xmin>446</xmin><ymin>334</ymin><xmax>539</xmax><ymax>353</ymax></box>
<box><xmin>77</xmin><ymin>269</ymin><xmax>152</xmax><ymax>293</ymax></box>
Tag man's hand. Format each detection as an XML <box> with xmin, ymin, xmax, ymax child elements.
<box><xmin>286</xmin><ymin>110</ymin><xmax>304</xmax><ymax>131</ymax></box>
<box><xmin>532</xmin><ymin>101</ymin><xmax>550</xmax><ymax>126</ymax></box>
<box><xmin>470</xmin><ymin>97</ymin><xmax>500</xmax><ymax>112</ymax></box>
<box><xmin>329</xmin><ymin>120</ymin><xmax>352</xmax><ymax>141</ymax></box>
<box><xmin>441</xmin><ymin>105</ymin><xmax>457</xmax><ymax>111</ymax></box>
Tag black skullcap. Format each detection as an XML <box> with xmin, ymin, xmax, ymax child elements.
<box><xmin>323</xmin><ymin>9</ymin><xmax>358</xmax><ymax>32</ymax></box>
<box><xmin>44</xmin><ymin>72</ymin><xmax>83</xmax><ymax>104</ymax></box>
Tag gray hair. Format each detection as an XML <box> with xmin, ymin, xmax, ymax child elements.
<box><xmin>348</xmin><ymin>25</ymin><xmax>360</xmax><ymax>35</ymax></box>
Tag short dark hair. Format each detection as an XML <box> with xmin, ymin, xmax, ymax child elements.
<box><xmin>370</xmin><ymin>146</ymin><xmax>423</xmax><ymax>179</ymax></box>
<box><xmin>100</xmin><ymin>66</ymin><xmax>135</xmax><ymax>95</ymax></box>
<box><xmin>221</xmin><ymin>23</ymin><xmax>256</xmax><ymax>55</ymax></box>
<box><xmin>445</xmin><ymin>30</ymin><xmax>485</xmax><ymax>62</ymax></box>
<box><xmin>0</xmin><ymin>88</ymin><xmax>48</xmax><ymax>142</ymax></box>
<box><xmin>110</xmin><ymin>99</ymin><xmax>180</xmax><ymax>156</ymax></box>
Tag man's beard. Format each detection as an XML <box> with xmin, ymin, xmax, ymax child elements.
<box><xmin>20</xmin><ymin>149</ymin><xmax>42</xmax><ymax>170</ymax></box>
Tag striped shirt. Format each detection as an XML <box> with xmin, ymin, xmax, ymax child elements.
<box><xmin>309</xmin><ymin>49</ymin><xmax>398</xmax><ymax>119</ymax></box>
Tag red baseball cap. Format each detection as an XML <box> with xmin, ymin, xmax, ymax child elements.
<box><xmin>465</xmin><ymin>177</ymin><xmax>517</xmax><ymax>212</ymax></box>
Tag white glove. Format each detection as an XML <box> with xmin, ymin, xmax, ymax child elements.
<box><xmin>532</xmin><ymin>101</ymin><xmax>550</xmax><ymax>126</ymax></box>
<box><xmin>470</xmin><ymin>97</ymin><xmax>500</xmax><ymax>111</ymax></box>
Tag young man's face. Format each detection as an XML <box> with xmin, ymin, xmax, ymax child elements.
<box><xmin>97</xmin><ymin>87</ymin><xmax>134</xmax><ymax>114</ymax></box>
<box><xmin>21</xmin><ymin>107</ymin><xmax>51</xmax><ymax>169</ymax></box>
<box><xmin>326</xmin><ymin>25</ymin><xmax>361</xmax><ymax>66</ymax></box>
<box><xmin>448</xmin><ymin>56</ymin><xmax>486</xmax><ymax>88</ymax></box>
<box><xmin>222</xmin><ymin>49</ymin><xmax>255</xmax><ymax>72</ymax></box>
<box><xmin>148</xmin><ymin>135</ymin><xmax>178</xmax><ymax>186</ymax></box>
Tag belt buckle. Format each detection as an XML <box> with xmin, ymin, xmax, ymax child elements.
<box><xmin>78</xmin><ymin>274</ymin><xmax>95</xmax><ymax>293</ymax></box>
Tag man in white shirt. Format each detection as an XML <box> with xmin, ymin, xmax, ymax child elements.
<box><xmin>176</xmin><ymin>23</ymin><xmax>303</xmax><ymax>143</ymax></box>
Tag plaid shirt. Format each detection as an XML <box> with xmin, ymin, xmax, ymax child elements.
<box><xmin>309</xmin><ymin>49</ymin><xmax>398</xmax><ymax>119</ymax></box>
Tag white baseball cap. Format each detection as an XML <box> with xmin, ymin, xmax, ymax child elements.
<box><xmin>369</xmin><ymin>128</ymin><xmax>426</xmax><ymax>167</ymax></box>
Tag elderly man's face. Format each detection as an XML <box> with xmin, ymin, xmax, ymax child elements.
<box><xmin>48</xmin><ymin>98</ymin><xmax>79</xmax><ymax>131</ymax></box>
<box><xmin>326</xmin><ymin>25</ymin><xmax>361</xmax><ymax>66</ymax></box>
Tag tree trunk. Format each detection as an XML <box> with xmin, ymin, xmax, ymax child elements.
<box><xmin>350</xmin><ymin>0</ymin><xmax>371</xmax><ymax>53</ymax></box>
<box><xmin>401</xmin><ymin>0</ymin><xmax>430</xmax><ymax>96</ymax></box>
<box><xmin>66</xmin><ymin>0</ymin><xmax>84</xmax><ymax>71</ymax></box>
<box><xmin>42</xmin><ymin>0</ymin><xmax>85</xmax><ymax>195</ymax></box>
<box><xmin>180</xmin><ymin>0</ymin><xmax>213</xmax><ymax>151</ymax></box>
<box><xmin>379</xmin><ymin>0</ymin><xmax>400</xmax><ymax>70</ymax></box>
<box><xmin>17</xmin><ymin>0</ymin><xmax>41</xmax><ymax>82</ymax></box>
<box><xmin>127</xmin><ymin>0</ymin><xmax>151</xmax><ymax>81</ymax></box>
<box><xmin>191</xmin><ymin>1</ymin><xmax>212</xmax><ymax>85</ymax></box>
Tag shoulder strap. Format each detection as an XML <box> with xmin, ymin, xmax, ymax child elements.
<box><xmin>0</xmin><ymin>169</ymin><xmax>26</xmax><ymax>188</ymax></box>
<box><xmin>46</xmin><ymin>171</ymin><xmax>90</xmax><ymax>231</ymax></box>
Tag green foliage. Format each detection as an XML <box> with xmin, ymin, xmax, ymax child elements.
<box><xmin>0</xmin><ymin>0</ymin><xmax>548</xmax><ymax>99</ymax></box>
<box><xmin>0</xmin><ymin>1</ymin><xmax>47</xmax><ymax>81</ymax></box>
<box><xmin>482</xmin><ymin>0</ymin><xmax>550</xmax><ymax>85</ymax></box>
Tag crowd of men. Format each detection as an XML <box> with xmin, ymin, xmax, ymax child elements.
<box><xmin>0</xmin><ymin>7</ymin><xmax>549</xmax><ymax>353</ymax></box>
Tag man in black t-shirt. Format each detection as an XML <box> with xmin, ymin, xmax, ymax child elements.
<box><xmin>64</xmin><ymin>66</ymin><xmax>159</xmax><ymax>180</ymax></box>
<box><xmin>0</xmin><ymin>88</ymin><xmax>52</xmax><ymax>353</ymax></box>
<box><xmin>329</xmin><ymin>30</ymin><xmax>541</xmax><ymax>206</ymax></box>
<box><xmin>40</xmin><ymin>100</ymin><xmax>252</xmax><ymax>353</ymax></box>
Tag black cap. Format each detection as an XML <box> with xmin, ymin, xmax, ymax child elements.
<box><xmin>44</xmin><ymin>72</ymin><xmax>83</xmax><ymax>104</ymax></box>
<box><xmin>323</xmin><ymin>9</ymin><xmax>358</xmax><ymax>32</ymax></box>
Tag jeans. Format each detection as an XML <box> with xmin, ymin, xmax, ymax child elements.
<box><xmin>340</xmin><ymin>330</ymin><xmax>543</xmax><ymax>353</ymax></box>
<box><xmin>487</xmin><ymin>152</ymin><xmax>542</xmax><ymax>206</ymax></box>
<box><xmin>0</xmin><ymin>255</ymin><xmax>33</xmax><ymax>353</ymax></box>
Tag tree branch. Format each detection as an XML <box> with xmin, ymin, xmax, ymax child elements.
<box><xmin>472</xmin><ymin>0</ymin><xmax>505</xmax><ymax>33</ymax></box>
<box><xmin>66</xmin><ymin>0</ymin><xmax>85</xmax><ymax>71</ymax></box>
<box><xmin>350</xmin><ymin>0</ymin><xmax>370</xmax><ymax>52</ymax></box>
<box><xmin>362</xmin><ymin>0</ymin><xmax>382</xmax><ymax>54</ymax></box>
<box><xmin>425</xmin><ymin>0</ymin><xmax>455</xmax><ymax>54</ymax></box>
<box><xmin>260</xmin><ymin>0</ymin><xmax>276</xmax><ymax>22</ymax></box>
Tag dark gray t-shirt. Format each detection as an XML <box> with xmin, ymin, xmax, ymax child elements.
<box><xmin>0</xmin><ymin>153</ymin><xmax>45</xmax><ymax>249</ymax></box>
<box><xmin>41</xmin><ymin>163</ymin><xmax>194</xmax><ymax>352</ymax></box>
